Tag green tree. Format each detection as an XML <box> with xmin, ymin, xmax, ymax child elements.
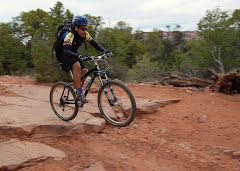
<box><xmin>31</xmin><ymin>29</ymin><xmax>68</xmax><ymax>82</ymax></box>
<box><xmin>96</xmin><ymin>27</ymin><xmax>129</xmax><ymax>80</ymax></box>
<box><xmin>48</xmin><ymin>1</ymin><xmax>74</xmax><ymax>40</ymax></box>
<box><xmin>230</xmin><ymin>9</ymin><xmax>240</xmax><ymax>60</ymax></box>
<box><xmin>142</xmin><ymin>27</ymin><xmax>186</xmax><ymax>73</ymax></box>
<box><xmin>128</xmin><ymin>55</ymin><xmax>161</xmax><ymax>82</ymax></box>
<box><xmin>0</xmin><ymin>23</ymin><xmax>26</xmax><ymax>74</ymax></box>
<box><xmin>11</xmin><ymin>8</ymin><xmax>50</xmax><ymax>72</ymax></box>
<box><xmin>97</xmin><ymin>21</ymin><xmax>146</xmax><ymax>70</ymax></box>
<box><xmin>175</xmin><ymin>39</ymin><xmax>212</xmax><ymax>77</ymax></box>
<box><xmin>96</xmin><ymin>21</ymin><xmax>147</xmax><ymax>80</ymax></box>
<box><xmin>13</xmin><ymin>9</ymin><xmax>49</xmax><ymax>39</ymax></box>
<box><xmin>31</xmin><ymin>1</ymin><xmax>74</xmax><ymax>81</ymax></box>
<box><xmin>144</xmin><ymin>29</ymin><xmax>164</xmax><ymax>63</ymax></box>
<box><xmin>174</xmin><ymin>8</ymin><xmax>240</xmax><ymax>78</ymax></box>
<box><xmin>134</xmin><ymin>30</ymin><xmax>145</xmax><ymax>40</ymax></box>
<box><xmin>197</xmin><ymin>7</ymin><xmax>240</xmax><ymax>73</ymax></box>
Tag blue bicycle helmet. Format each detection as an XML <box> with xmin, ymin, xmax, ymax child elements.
<box><xmin>72</xmin><ymin>16</ymin><xmax>89</xmax><ymax>27</ymax></box>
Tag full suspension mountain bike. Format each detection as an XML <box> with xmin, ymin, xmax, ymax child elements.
<box><xmin>49</xmin><ymin>53</ymin><xmax>136</xmax><ymax>127</ymax></box>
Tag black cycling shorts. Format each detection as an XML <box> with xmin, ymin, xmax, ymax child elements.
<box><xmin>60</xmin><ymin>56</ymin><xmax>87</xmax><ymax>69</ymax></box>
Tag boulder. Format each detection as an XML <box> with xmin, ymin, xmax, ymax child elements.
<box><xmin>137</xmin><ymin>99</ymin><xmax>181</xmax><ymax>114</ymax></box>
<box><xmin>0</xmin><ymin>139</ymin><xmax>66</xmax><ymax>170</ymax></box>
<box><xmin>85</xmin><ymin>117</ymin><xmax>106</xmax><ymax>133</ymax></box>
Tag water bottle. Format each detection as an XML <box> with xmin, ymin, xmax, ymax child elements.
<box><xmin>83</xmin><ymin>76</ymin><xmax>91</xmax><ymax>89</ymax></box>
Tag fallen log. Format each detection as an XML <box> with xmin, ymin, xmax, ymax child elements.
<box><xmin>167</xmin><ymin>74</ymin><xmax>213</xmax><ymax>88</ymax></box>
<box><xmin>210</xmin><ymin>69</ymin><xmax>240</xmax><ymax>94</ymax></box>
<box><xmin>157</xmin><ymin>70</ymin><xmax>240</xmax><ymax>94</ymax></box>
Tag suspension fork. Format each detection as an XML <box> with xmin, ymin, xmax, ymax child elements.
<box><xmin>98</xmin><ymin>73</ymin><xmax>117</xmax><ymax>106</ymax></box>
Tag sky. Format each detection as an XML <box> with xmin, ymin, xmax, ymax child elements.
<box><xmin>0</xmin><ymin>0</ymin><xmax>239</xmax><ymax>32</ymax></box>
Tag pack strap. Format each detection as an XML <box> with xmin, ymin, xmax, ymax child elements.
<box><xmin>51</xmin><ymin>41</ymin><xmax>57</xmax><ymax>58</ymax></box>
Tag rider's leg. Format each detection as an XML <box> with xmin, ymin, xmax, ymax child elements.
<box><xmin>72</xmin><ymin>63</ymin><xmax>88</xmax><ymax>88</ymax></box>
<box><xmin>81</xmin><ymin>68</ymin><xmax>88</xmax><ymax>86</ymax></box>
<box><xmin>72</xmin><ymin>62</ymin><xmax>81</xmax><ymax>88</ymax></box>
<box><xmin>72</xmin><ymin>62</ymin><xmax>88</xmax><ymax>103</ymax></box>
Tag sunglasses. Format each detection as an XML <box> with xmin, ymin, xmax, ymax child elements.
<box><xmin>79</xmin><ymin>27</ymin><xmax>88</xmax><ymax>31</ymax></box>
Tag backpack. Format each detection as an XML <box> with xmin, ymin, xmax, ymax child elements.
<box><xmin>52</xmin><ymin>19</ymin><xmax>73</xmax><ymax>60</ymax></box>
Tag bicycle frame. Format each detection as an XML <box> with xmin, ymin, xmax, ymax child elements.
<box><xmin>69</xmin><ymin>60</ymin><xmax>108</xmax><ymax>96</ymax></box>
<box><xmin>58</xmin><ymin>56</ymin><xmax>118</xmax><ymax>107</ymax></box>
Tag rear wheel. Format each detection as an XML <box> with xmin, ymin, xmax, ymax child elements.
<box><xmin>50</xmin><ymin>82</ymin><xmax>78</xmax><ymax>121</ymax></box>
<box><xmin>98</xmin><ymin>80</ymin><xmax>136</xmax><ymax>127</ymax></box>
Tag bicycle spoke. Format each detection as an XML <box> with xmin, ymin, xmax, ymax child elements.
<box><xmin>98</xmin><ymin>81</ymin><xmax>136</xmax><ymax>127</ymax></box>
<box><xmin>50</xmin><ymin>82</ymin><xmax>78</xmax><ymax>121</ymax></box>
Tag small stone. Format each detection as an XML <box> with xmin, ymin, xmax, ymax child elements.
<box><xmin>133</xmin><ymin>124</ymin><xmax>138</xmax><ymax>127</ymax></box>
<box><xmin>159</xmin><ymin>138</ymin><xmax>167</xmax><ymax>145</ymax></box>
<box><xmin>233</xmin><ymin>151</ymin><xmax>240</xmax><ymax>159</ymax></box>
<box><xmin>121</xmin><ymin>156</ymin><xmax>127</xmax><ymax>160</ymax></box>
<box><xmin>215</xmin><ymin>155</ymin><xmax>221</xmax><ymax>160</ymax></box>
<box><xmin>69</xmin><ymin>165</ymin><xmax>81</xmax><ymax>171</ymax></box>
<box><xmin>185</xmin><ymin>90</ymin><xmax>193</xmax><ymax>95</ymax></box>
<box><xmin>197</xmin><ymin>115</ymin><xmax>209</xmax><ymax>123</ymax></box>
<box><xmin>223</xmin><ymin>150</ymin><xmax>233</xmax><ymax>154</ymax></box>
<box><xmin>179</xmin><ymin>142</ymin><xmax>193</xmax><ymax>152</ymax></box>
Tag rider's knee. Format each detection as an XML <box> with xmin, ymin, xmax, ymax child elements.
<box><xmin>82</xmin><ymin>68</ymin><xmax>88</xmax><ymax>73</ymax></box>
<box><xmin>72</xmin><ymin>62</ymin><xmax>81</xmax><ymax>71</ymax></box>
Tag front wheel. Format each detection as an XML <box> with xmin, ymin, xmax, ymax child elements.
<box><xmin>97</xmin><ymin>80</ymin><xmax>136</xmax><ymax>127</ymax></box>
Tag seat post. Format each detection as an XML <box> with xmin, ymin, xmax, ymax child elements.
<box><xmin>69</xmin><ymin>70</ymin><xmax>74</xmax><ymax>80</ymax></box>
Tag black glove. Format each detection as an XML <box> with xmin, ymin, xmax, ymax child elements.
<box><xmin>78</xmin><ymin>55</ymin><xmax>89</xmax><ymax>61</ymax></box>
<box><xmin>103</xmin><ymin>50</ymin><xmax>112</xmax><ymax>56</ymax></box>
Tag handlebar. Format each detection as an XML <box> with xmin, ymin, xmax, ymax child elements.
<box><xmin>78</xmin><ymin>52</ymin><xmax>113</xmax><ymax>62</ymax></box>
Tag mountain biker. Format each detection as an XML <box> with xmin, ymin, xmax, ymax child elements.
<box><xmin>60</xmin><ymin>15</ymin><xmax>111</xmax><ymax>104</ymax></box>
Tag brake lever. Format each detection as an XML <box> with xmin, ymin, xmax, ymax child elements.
<box><xmin>103</xmin><ymin>52</ymin><xmax>113</xmax><ymax>59</ymax></box>
<box><xmin>87</xmin><ymin>56</ymin><xmax>94</xmax><ymax>61</ymax></box>
<box><xmin>107</xmin><ymin>52</ymin><xmax>113</xmax><ymax>57</ymax></box>
<box><xmin>78</xmin><ymin>55</ymin><xmax>90</xmax><ymax>61</ymax></box>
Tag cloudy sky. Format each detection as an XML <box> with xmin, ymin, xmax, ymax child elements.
<box><xmin>0</xmin><ymin>0</ymin><xmax>239</xmax><ymax>31</ymax></box>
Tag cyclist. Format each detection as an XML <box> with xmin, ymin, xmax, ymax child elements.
<box><xmin>60</xmin><ymin>15</ymin><xmax>111</xmax><ymax>104</ymax></box>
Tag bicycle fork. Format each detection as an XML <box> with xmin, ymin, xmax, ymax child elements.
<box><xmin>98</xmin><ymin>74</ymin><xmax>118</xmax><ymax>106</ymax></box>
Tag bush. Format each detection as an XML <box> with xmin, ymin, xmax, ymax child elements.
<box><xmin>127</xmin><ymin>55</ymin><xmax>161</xmax><ymax>82</ymax></box>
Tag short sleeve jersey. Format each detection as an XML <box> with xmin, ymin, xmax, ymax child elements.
<box><xmin>63</xmin><ymin>32</ymin><xmax>92</xmax><ymax>44</ymax></box>
<box><xmin>62</xmin><ymin>31</ymin><xmax>92</xmax><ymax>52</ymax></box>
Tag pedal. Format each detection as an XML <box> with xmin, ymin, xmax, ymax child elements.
<box><xmin>77</xmin><ymin>101</ymin><xmax>84</xmax><ymax>109</ymax></box>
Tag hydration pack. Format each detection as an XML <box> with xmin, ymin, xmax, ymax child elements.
<box><xmin>52</xmin><ymin>19</ymin><xmax>72</xmax><ymax>60</ymax></box>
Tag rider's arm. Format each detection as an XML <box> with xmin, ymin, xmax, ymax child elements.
<box><xmin>86</xmin><ymin>32</ymin><xmax>105</xmax><ymax>52</ymax></box>
<box><xmin>89</xmin><ymin>39</ymin><xmax>105</xmax><ymax>52</ymax></box>
<box><xmin>63</xmin><ymin>45</ymin><xmax>79</xmax><ymax>58</ymax></box>
<box><xmin>63</xmin><ymin>32</ymin><xmax>79</xmax><ymax>58</ymax></box>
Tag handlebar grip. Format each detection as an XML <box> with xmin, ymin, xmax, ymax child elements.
<box><xmin>78</xmin><ymin>55</ymin><xmax>90</xmax><ymax>61</ymax></box>
<box><xmin>105</xmin><ymin>52</ymin><xmax>113</xmax><ymax>57</ymax></box>
<box><xmin>78</xmin><ymin>53</ymin><xmax>113</xmax><ymax>61</ymax></box>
